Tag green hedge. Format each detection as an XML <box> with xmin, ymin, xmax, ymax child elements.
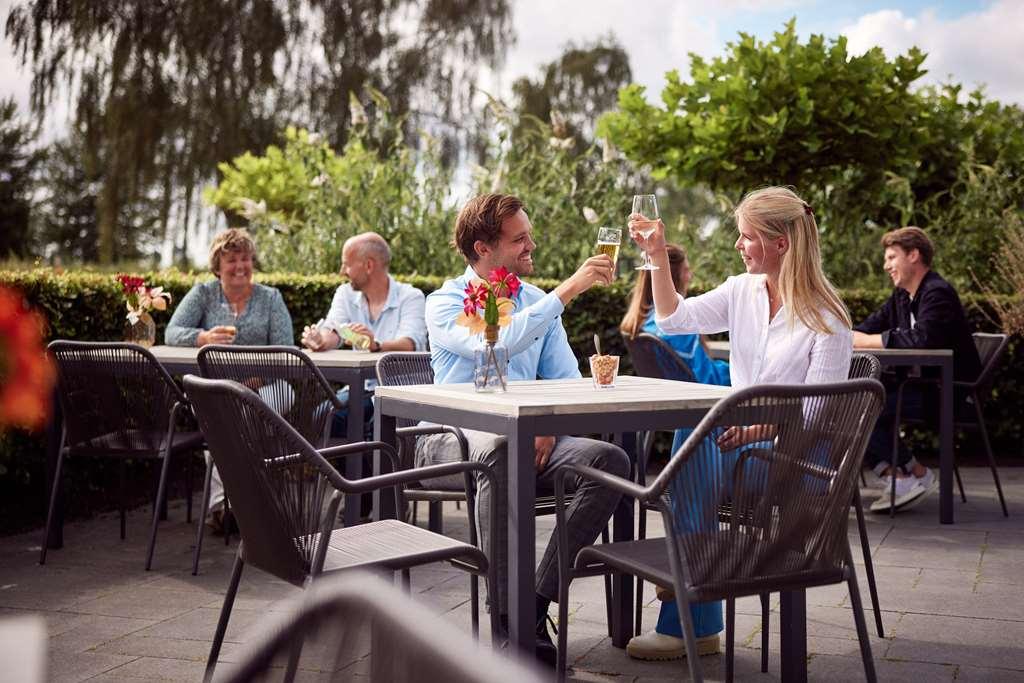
<box><xmin>1</xmin><ymin>269</ymin><xmax>1020</xmax><ymax>534</ymax></box>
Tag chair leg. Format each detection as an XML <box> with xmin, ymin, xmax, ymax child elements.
<box><xmin>470</xmin><ymin>574</ymin><xmax>479</xmax><ymax>638</ymax></box>
<box><xmin>725</xmin><ymin>597</ymin><xmax>735</xmax><ymax>683</ymax></box>
<box><xmin>39</xmin><ymin>449</ymin><xmax>66</xmax><ymax>566</ymax></box>
<box><xmin>224</xmin><ymin>497</ymin><xmax>231</xmax><ymax>546</ymax></box>
<box><xmin>204</xmin><ymin>550</ymin><xmax>245</xmax><ymax>683</ymax></box>
<box><xmin>145</xmin><ymin>449</ymin><xmax>174</xmax><ymax>571</ymax></box>
<box><xmin>119</xmin><ymin>459</ymin><xmax>127</xmax><ymax>540</ymax></box>
<box><xmin>890</xmin><ymin>389</ymin><xmax>904</xmax><ymax>518</ymax></box>
<box><xmin>601</xmin><ymin>525</ymin><xmax>613</xmax><ymax>638</ymax></box>
<box><xmin>854</xmin><ymin>490</ymin><xmax>885</xmax><ymax>638</ymax></box>
<box><xmin>556</xmin><ymin>568</ymin><xmax>572</xmax><ymax>682</ymax></box>
<box><xmin>192</xmin><ymin>457</ymin><xmax>215</xmax><ymax>576</ymax></box>
<box><xmin>675</xmin><ymin>592</ymin><xmax>704</xmax><ymax>683</ymax></box>
<box><xmin>845</xmin><ymin>545</ymin><xmax>878</xmax><ymax>683</ymax></box>
<box><xmin>411</xmin><ymin>501</ymin><xmax>418</xmax><ymax>526</ymax></box>
<box><xmin>954</xmin><ymin>464</ymin><xmax>967</xmax><ymax>503</ymax></box>
<box><xmin>401</xmin><ymin>568</ymin><xmax>411</xmax><ymax>594</ymax></box>
<box><xmin>975</xmin><ymin>396</ymin><xmax>1009</xmax><ymax>517</ymax></box>
<box><xmin>185</xmin><ymin>450</ymin><xmax>194</xmax><ymax>525</ymax></box>
<box><xmin>759</xmin><ymin>593</ymin><xmax>769</xmax><ymax>672</ymax></box>
<box><xmin>427</xmin><ymin>501</ymin><xmax>443</xmax><ymax>533</ymax></box>
<box><xmin>635</xmin><ymin>506</ymin><xmax>648</xmax><ymax>636</ymax></box>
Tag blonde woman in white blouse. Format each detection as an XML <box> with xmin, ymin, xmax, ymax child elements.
<box><xmin>623</xmin><ymin>186</ymin><xmax>853</xmax><ymax>661</ymax></box>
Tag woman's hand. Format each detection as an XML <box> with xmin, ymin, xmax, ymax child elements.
<box><xmin>197</xmin><ymin>325</ymin><xmax>237</xmax><ymax>346</ymax></box>
<box><xmin>716</xmin><ymin>424</ymin><xmax>777</xmax><ymax>451</ymax></box>
<box><xmin>628</xmin><ymin>214</ymin><xmax>667</xmax><ymax>255</ymax></box>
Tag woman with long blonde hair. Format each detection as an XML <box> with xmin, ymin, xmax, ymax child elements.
<box><xmin>623</xmin><ymin>186</ymin><xmax>853</xmax><ymax>662</ymax></box>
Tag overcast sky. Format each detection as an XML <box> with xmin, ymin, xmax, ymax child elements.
<box><xmin>2</xmin><ymin>0</ymin><xmax>1021</xmax><ymax>135</ymax></box>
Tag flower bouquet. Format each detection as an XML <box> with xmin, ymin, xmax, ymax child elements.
<box><xmin>116</xmin><ymin>275</ymin><xmax>171</xmax><ymax>347</ymax></box>
<box><xmin>456</xmin><ymin>267</ymin><xmax>520</xmax><ymax>392</ymax></box>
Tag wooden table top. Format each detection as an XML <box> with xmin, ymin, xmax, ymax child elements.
<box><xmin>147</xmin><ymin>345</ymin><xmax>387</xmax><ymax>368</ymax></box>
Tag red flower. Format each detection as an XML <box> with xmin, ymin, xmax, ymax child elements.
<box><xmin>115</xmin><ymin>274</ymin><xmax>145</xmax><ymax>295</ymax></box>
<box><xmin>462</xmin><ymin>282</ymin><xmax>488</xmax><ymax>315</ymax></box>
<box><xmin>0</xmin><ymin>286</ymin><xmax>55</xmax><ymax>432</ymax></box>
<box><xmin>489</xmin><ymin>267</ymin><xmax>521</xmax><ymax>299</ymax></box>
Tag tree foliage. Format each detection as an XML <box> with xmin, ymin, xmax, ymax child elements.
<box><xmin>598</xmin><ymin>20</ymin><xmax>1024</xmax><ymax>289</ymax></box>
<box><xmin>5</xmin><ymin>0</ymin><xmax>512</xmax><ymax>264</ymax></box>
<box><xmin>0</xmin><ymin>98</ymin><xmax>42</xmax><ymax>258</ymax></box>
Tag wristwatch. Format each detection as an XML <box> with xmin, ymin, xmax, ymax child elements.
<box><xmin>370</xmin><ymin>339</ymin><xmax>382</xmax><ymax>352</ymax></box>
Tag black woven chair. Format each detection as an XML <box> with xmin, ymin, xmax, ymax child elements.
<box><xmin>191</xmin><ymin>345</ymin><xmax>346</xmax><ymax>575</ymax></box>
<box><xmin>214</xmin><ymin>571</ymin><xmax>543</xmax><ymax>683</ymax></box>
<box><xmin>554</xmin><ymin>380</ymin><xmax>885</xmax><ymax>682</ymax></box>
<box><xmin>183</xmin><ymin>375</ymin><xmax>498</xmax><ymax>683</ymax></box>
<box><xmin>41</xmin><ymin>341</ymin><xmax>205</xmax><ymax>571</ymax></box>
<box><xmin>377</xmin><ymin>351</ymin><xmax>616</xmax><ymax>636</ymax></box>
<box><xmin>887</xmin><ymin>332</ymin><xmax>1010</xmax><ymax>517</ymax></box>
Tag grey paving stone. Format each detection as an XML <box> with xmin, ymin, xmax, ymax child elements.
<box><xmin>47</xmin><ymin>650</ymin><xmax>137</xmax><ymax>683</ymax></box>
<box><xmin>807</xmin><ymin>653</ymin><xmax>954</xmax><ymax>682</ymax></box>
<box><xmin>889</xmin><ymin>612</ymin><xmax>1024</xmax><ymax>670</ymax></box>
<box><xmin>956</xmin><ymin>664</ymin><xmax>1024</xmax><ymax>681</ymax></box>
<box><xmin>100</xmin><ymin>655</ymin><xmax>209</xmax><ymax>681</ymax></box>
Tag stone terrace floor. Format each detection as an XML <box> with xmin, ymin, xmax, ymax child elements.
<box><xmin>1</xmin><ymin>467</ymin><xmax>1023</xmax><ymax>682</ymax></box>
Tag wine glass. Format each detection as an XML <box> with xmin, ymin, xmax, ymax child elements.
<box><xmin>632</xmin><ymin>194</ymin><xmax>660</xmax><ymax>271</ymax></box>
<box><xmin>595</xmin><ymin>227</ymin><xmax>622</xmax><ymax>280</ymax></box>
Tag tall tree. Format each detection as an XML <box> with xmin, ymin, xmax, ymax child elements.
<box><xmin>512</xmin><ymin>36</ymin><xmax>632</xmax><ymax>149</ymax></box>
<box><xmin>0</xmin><ymin>98</ymin><xmax>42</xmax><ymax>258</ymax></box>
<box><xmin>5</xmin><ymin>0</ymin><xmax>512</xmax><ymax>264</ymax></box>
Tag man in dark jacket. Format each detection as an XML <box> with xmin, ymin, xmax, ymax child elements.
<box><xmin>853</xmin><ymin>226</ymin><xmax>981</xmax><ymax>512</ymax></box>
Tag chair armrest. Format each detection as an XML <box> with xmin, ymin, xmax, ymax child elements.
<box><xmin>345</xmin><ymin>460</ymin><xmax>494</xmax><ymax>496</ymax></box>
<box><xmin>395</xmin><ymin>425</ymin><xmax>469</xmax><ymax>461</ymax></box>
<box><xmin>555</xmin><ymin>462</ymin><xmax>648</xmax><ymax>503</ymax></box>
<box><xmin>317</xmin><ymin>441</ymin><xmax>399</xmax><ymax>471</ymax></box>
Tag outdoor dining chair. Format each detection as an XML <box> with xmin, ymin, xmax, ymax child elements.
<box><xmin>214</xmin><ymin>571</ymin><xmax>543</xmax><ymax>683</ymax></box>
<box><xmin>41</xmin><ymin>341</ymin><xmax>205</xmax><ymax>571</ymax></box>
<box><xmin>191</xmin><ymin>345</ymin><xmax>346</xmax><ymax>575</ymax></box>
<box><xmin>886</xmin><ymin>332</ymin><xmax>1010</xmax><ymax>517</ymax></box>
<box><xmin>377</xmin><ymin>351</ymin><xmax>616</xmax><ymax>637</ymax></box>
<box><xmin>183</xmin><ymin>375</ymin><xmax>498</xmax><ymax>683</ymax></box>
<box><xmin>553</xmin><ymin>380</ymin><xmax>885</xmax><ymax>683</ymax></box>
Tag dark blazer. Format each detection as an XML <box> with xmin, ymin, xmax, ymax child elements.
<box><xmin>855</xmin><ymin>270</ymin><xmax>981</xmax><ymax>382</ymax></box>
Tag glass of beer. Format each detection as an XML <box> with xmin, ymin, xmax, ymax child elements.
<box><xmin>596</xmin><ymin>227</ymin><xmax>621</xmax><ymax>279</ymax></box>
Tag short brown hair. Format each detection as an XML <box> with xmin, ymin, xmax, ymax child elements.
<box><xmin>882</xmin><ymin>226</ymin><xmax>933</xmax><ymax>267</ymax></box>
<box><xmin>209</xmin><ymin>228</ymin><xmax>257</xmax><ymax>275</ymax></box>
<box><xmin>452</xmin><ymin>194</ymin><xmax>524</xmax><ymax>263</ymax></box>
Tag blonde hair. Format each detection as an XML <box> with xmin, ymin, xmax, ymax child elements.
<box><xmin>734</xmin><ymin>187</ymin><xmax>851</xmax><ymax>334</ymax></box>
<box><xmin>620</xmin><ymin>244</ymin><xmax>688</xmax><ymax>338</ymax></box>
<box><xmin>208</xmin><ymin>228</ymin><xmax>257</xmax><ymax>276</ymax></box>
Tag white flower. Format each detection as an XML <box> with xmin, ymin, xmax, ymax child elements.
<box><xmin>349</xmin><ymin>95</ymin><xmax>368</xmax><ymax>126</ymax></box>
<box><xmin>549</xmin><ymin>136</ymin><xmax>574</xmax><ymax>151</ymax></box>
<box><xmin>310</xmin><ymin>173</ymin><xmax>329</xmax><ymax>188</ymax></box>
<box><xmin>238</xmin><ymin>197</ymin><xmax>267</xmax><ymax>221</ymax></box>
<box><xmin>583</xmin><ymin>207</ymin><xmax>599</xmax><ymax>224</ymax></box>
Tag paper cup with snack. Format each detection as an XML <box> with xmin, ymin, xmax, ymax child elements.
<box><xmin>589</xmin><ymin>354</ymin><xmax>619</xmax><ymax>389</ymax></box>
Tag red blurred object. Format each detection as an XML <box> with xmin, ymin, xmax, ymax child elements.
<box><xmin>0</xmin><ymin>286</ymin><xmax>55</xmax><ymax>431</ymax></box>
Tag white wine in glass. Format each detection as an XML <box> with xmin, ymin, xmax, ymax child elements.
<box><xmin>595</xmin><ymin>227</ymin><xmax>621</xmax><ymax>278</ymax></box>
<box><xmin>632</xmin><ymin>194</ymin><xmax>660</xmax><ymax>271</ymax></box>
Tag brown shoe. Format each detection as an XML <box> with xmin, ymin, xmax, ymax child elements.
<box><xmin>655</xmin><ymin>585</ymin><xmax>675</xmax><ymax>602</ymax></box>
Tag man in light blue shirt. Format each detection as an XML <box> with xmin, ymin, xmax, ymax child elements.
<box><xmin>302</xmin><ymin>232</ymin><xmax>426</xmax><ymax>440</ymax></box>
<box><xmin>415</xmin><ymin>193</ymin><xmax>630</xmax><ymax>667</ymax></box>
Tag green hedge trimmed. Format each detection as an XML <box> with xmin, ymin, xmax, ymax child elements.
<box><xmin>1</xmin><ymin>269</ymin><xmax>1020</xmax><ymax>534</ymax></box>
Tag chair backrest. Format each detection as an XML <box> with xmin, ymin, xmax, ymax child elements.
<box><xmin>848</xmin><ymin>352</ymin><xmax>881</xmax><ymax>381</ymax></box>
<box><xmin>184</xmin><ymin>374</ymin><xmax>349</xmax><ymax>586</ymax></box>
<box><xmin>971</xmin><ymin>333</ymin><xmax>1010</xmax><ymax>391</ymax></box>
<box><xmin>621</xmin><ymin>333</ymin><xmax>697</xmax><ymax>383</ymax></box>
<box><xmin>376</xmin><ymin>351</ymin><xmax>434</xmax><ymax>387</ymax></box>
<box><xmin>215</xmin><ymin>571</ymin><xmax>543</xmax><ymax>683</ymax></box>
<box><xmin>197</xmin><ymin>345</ymin><xmax>339</xmax><ymax>447</ymax></box>
<box><xmin>48</xmin><ymin>340</ymin><xmax>187</xmax><ymax>452</ymax></box>
<box><xmin>651</xmin><ymin>379</ymin><xmax>884</xmax><ymax>598</ymax></box>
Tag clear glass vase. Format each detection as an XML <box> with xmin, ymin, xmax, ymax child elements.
<box><xmin>124</xmin><ymin>311</ymin><xmax>156</xmax><ymax>347</ymax></box>
<box><xmin>473</xmin><ymin>325</ymin><xmax>508</xmax><ymax>393</ymax></box>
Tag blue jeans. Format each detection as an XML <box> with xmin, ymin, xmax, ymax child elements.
<box><xmin>328</xmin><ymin>386</ymin><xmax>375</xmax><ymax>440</ymax></box>
<box><xmin>656</xmin><ymin>428</ymin><xmax>724</xmax><ymax>638</ymax></box>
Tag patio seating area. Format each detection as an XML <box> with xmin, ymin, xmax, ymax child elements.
<box><xmin>2</xmin><ymin>466</ymin><xmax>1022</xmax><ymax>682</ymax></box>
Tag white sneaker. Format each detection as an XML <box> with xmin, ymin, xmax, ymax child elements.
<box><xmin>915</xmin><ymin>467</ymin><xmax>938</xmax><ymax>493</ymax></box>
<box><xmin>870</xmin><ymin>477</ymin><xmax>927</xmax><ymax>513</ymax></box>
<box><xmin>626</xmin><ymin>631</ymin><xmax>720</xmax><ymax>661</ymax></box>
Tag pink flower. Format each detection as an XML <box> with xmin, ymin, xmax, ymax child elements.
<box><xmin>489</xmin><ymin>267</ymin><xmax>521</xmax><ymax>299</ymax></box>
